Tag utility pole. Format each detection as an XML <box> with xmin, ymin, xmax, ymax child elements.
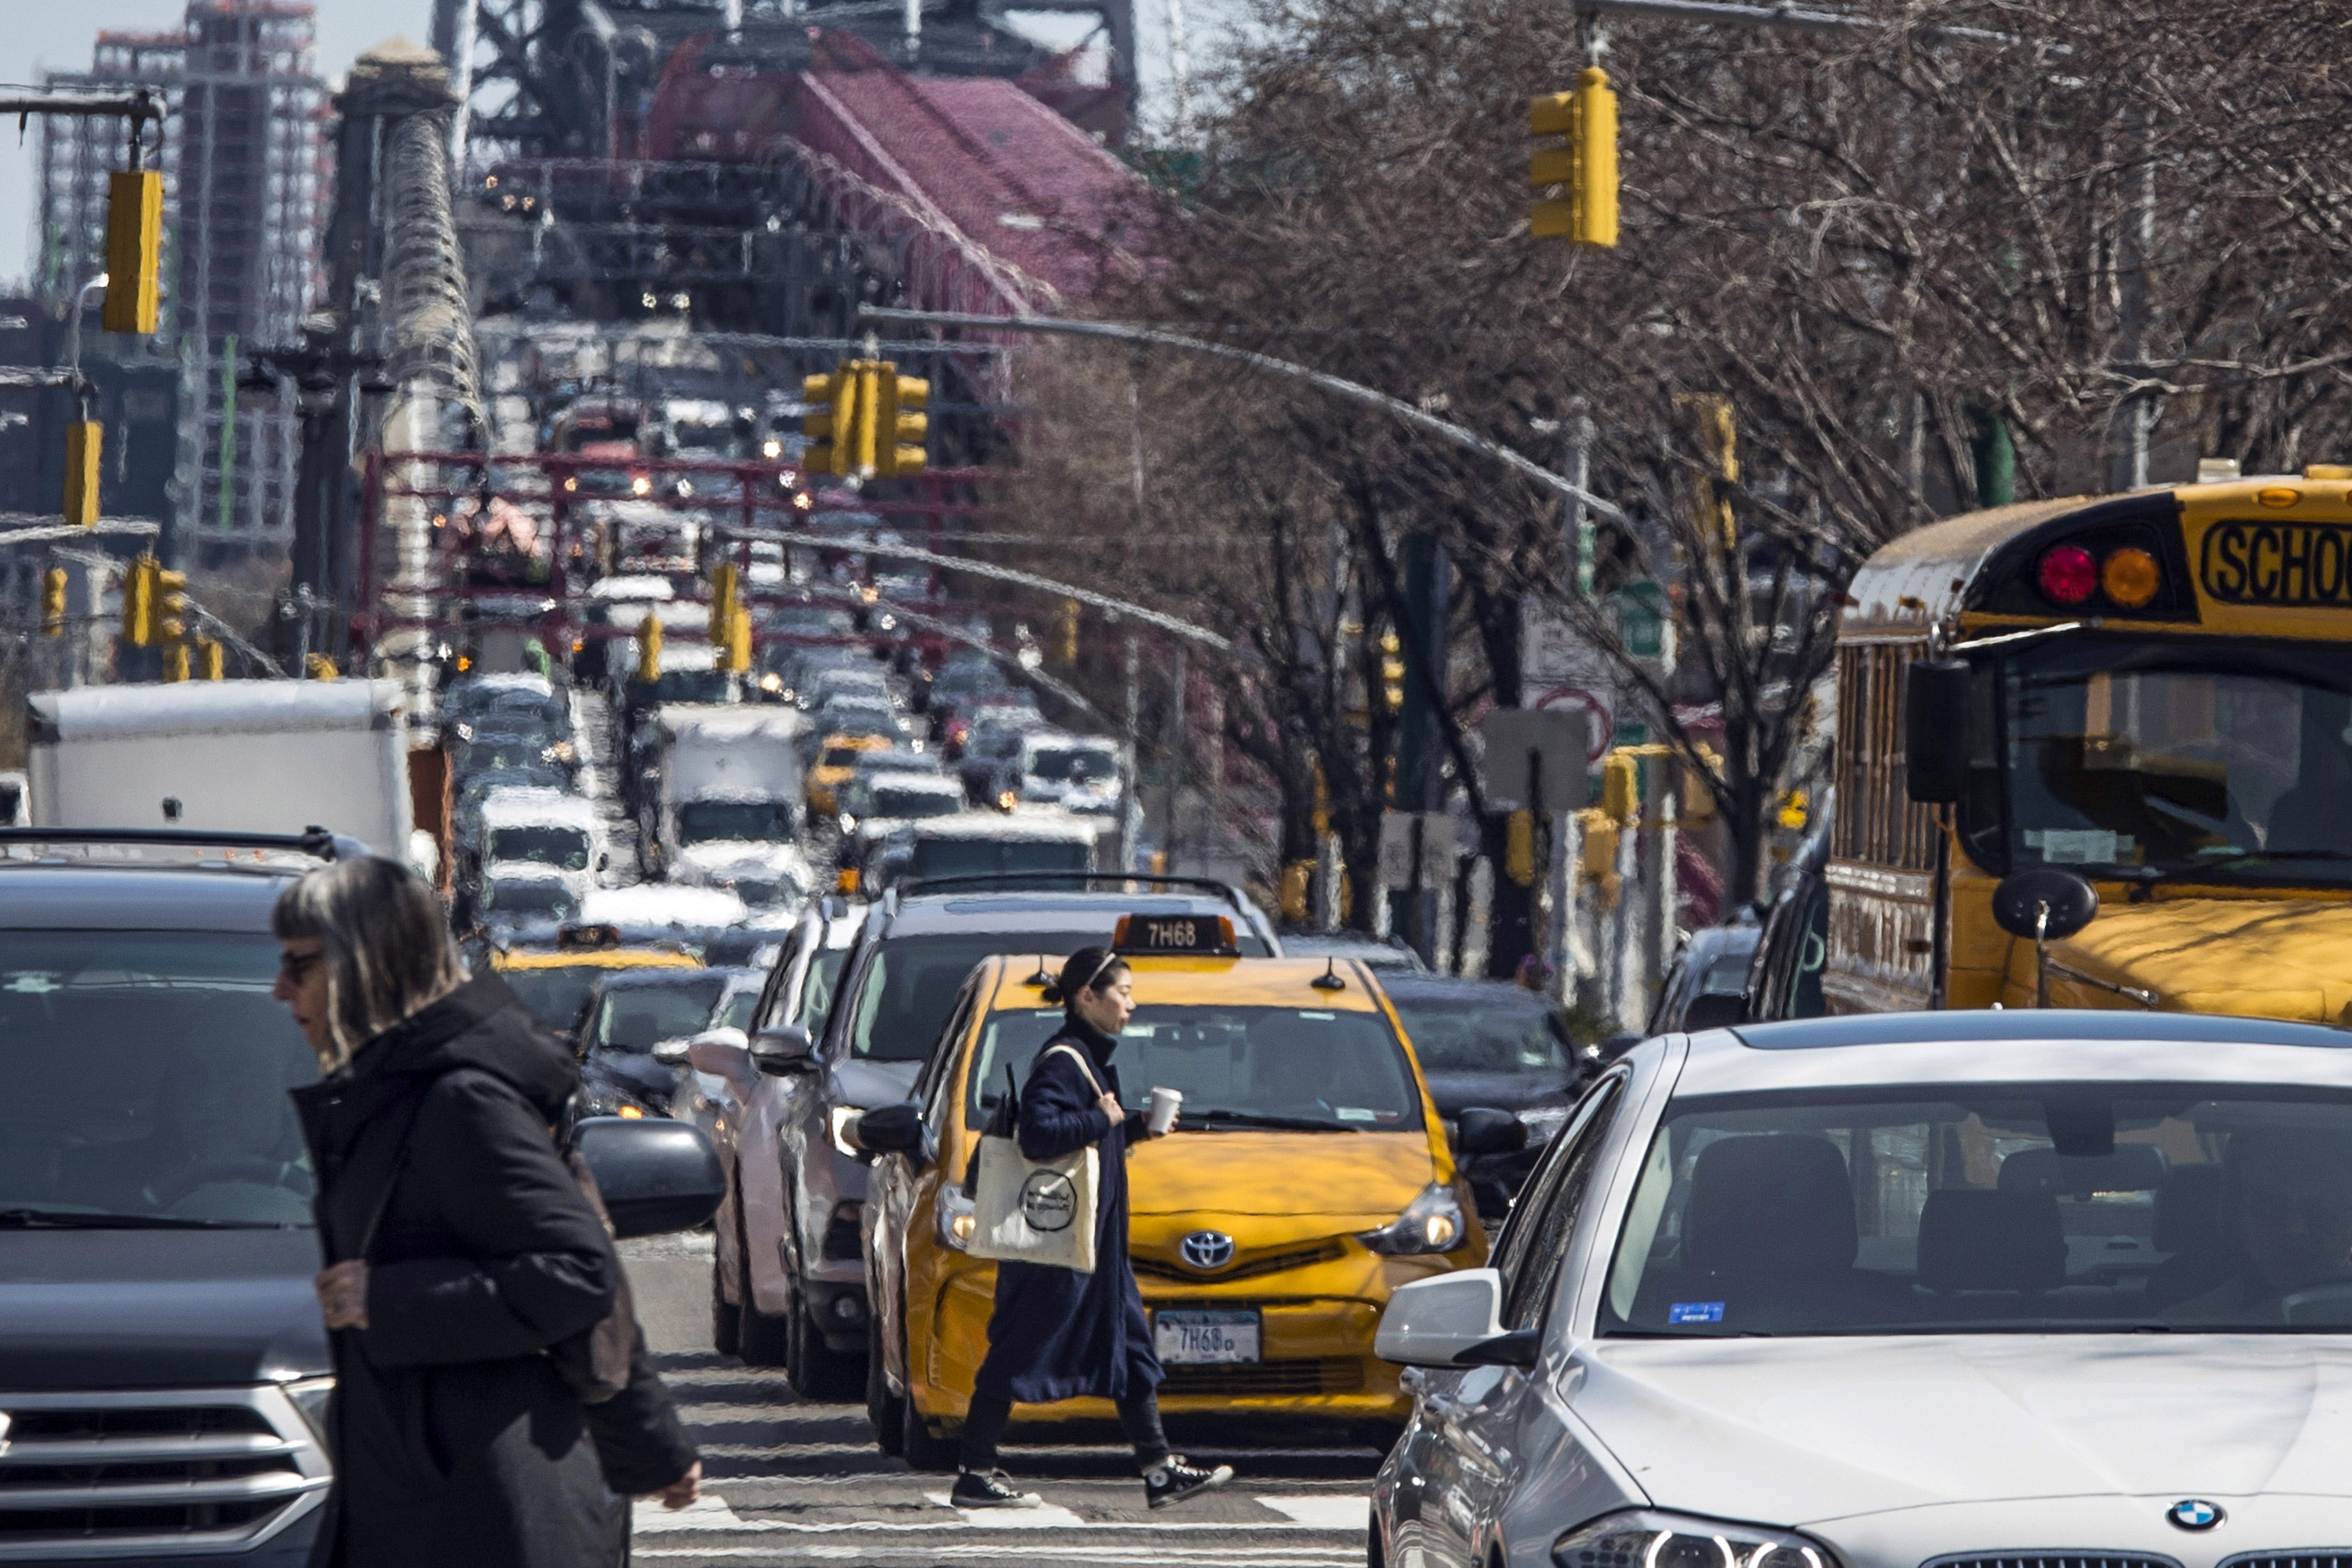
<box><xmin>1392</xmin><ymin>533</ymin><xmax>1448</xmax><ymax>964</ymax></box>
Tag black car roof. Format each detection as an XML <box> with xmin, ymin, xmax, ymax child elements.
<box><xmin>0</xmin><ymin>862</ymin><xmax>292</xmax><ymax>931</ymax></box>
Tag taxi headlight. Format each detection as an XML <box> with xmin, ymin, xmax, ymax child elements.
<box><xmin>1554</xmin><ymin>1510</ymin><xmax>1838</xmax><ymax>1568</ymax></box>
<box><xmin>935</xmin><ymin>1185</ymin><xmax>977</xmax><ymax>1251</ymax></box>
<box><xmin>282</xmin><ymin>1376</ymin><xmax>335</xmax><ymax>1446</ymax></box>
<box><xmin>1361</xmin><ymin>1182</ymin><xmax>1465</xmax><ymax>1255</ymax></box>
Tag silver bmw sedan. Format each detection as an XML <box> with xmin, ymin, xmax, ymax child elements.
<box><xmin>1372</xmin><ymin>1009</ymin><xmax>2352</xmax><ymax>1568</ymax></box>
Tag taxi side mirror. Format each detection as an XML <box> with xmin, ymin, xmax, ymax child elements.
<box><xmin>856</xmin><ymin>1102</ymin><xmax>926</xmax><ymax>1155</ymax></box>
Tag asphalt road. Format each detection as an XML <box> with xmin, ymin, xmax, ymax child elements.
<box><xmin>619</xmin><ymin>1233</ymin><xmax>1381</xmax><ymax>1568</ymax></box>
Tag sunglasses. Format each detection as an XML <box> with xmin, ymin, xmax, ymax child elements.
<box><xmin>279</xmin><ymin>949</ymin><xmax>325</xmax><ymax>983</ymax></box>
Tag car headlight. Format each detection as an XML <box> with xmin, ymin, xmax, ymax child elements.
<box><xmin>1554</xmin><ymin>1511</ymin><xmax>1838</xmax><ymax>1568</ymax></box>
<box><xmin>582</xmin><ymin>1085</ymin><xmax>646</xmax><ymax>1118</ymax></box>
<box><xmin>283</xmin><ymin>1376</ymin><xmax>334</xmax><ymax>1445</ymax></box>
<box><xmin>935</xmin><ymin>1184</ymin><xmax>976</xmax><ymax>1251</ymax></box>
<box><xmin>827</xmin><ymin>1105</ymin><xmax>865</xmax><ymax>1158</ymax></box>
<box><xmin>1360</xmin><ymin>1181</ymin><xmax>1466</xmax><ymax>1255</ymax></box>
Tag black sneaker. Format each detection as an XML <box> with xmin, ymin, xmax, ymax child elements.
<box><xmin>951</xmin><ymin>1469</ymin><xmax>1042</xmax><ymax>1510</ymax></box>
<box><xmin>1145</xmin><ymin>1457</ymin><xmax>1233</xmax><ymax>1510</ymax></box>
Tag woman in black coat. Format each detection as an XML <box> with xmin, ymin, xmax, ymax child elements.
<box><xmin>273</xmin><ymin>857</ymin><xmax>699</xmax><ymax>1568</ymax></box>
<box><xmin>952</xmin><ymin>945</ymin><xmax>1234</xmax><ymax>1510</ymax></box>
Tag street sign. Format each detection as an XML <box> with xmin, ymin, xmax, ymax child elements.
<box><xmin>1377</xmin><ymin>811</ymin><xmax>1457</xmax><ymax>889</ymax></box>
<box><xmin>1483</xmin><ymin>707</ymin><xmax>1590</xmax><ymax>813</ymax></box>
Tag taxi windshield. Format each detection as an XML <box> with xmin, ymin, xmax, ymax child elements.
<box><xmin>1603</xmin><ymin>1085</ymin><xmax>2352</xmax><ymax>1336</ymax></box>
<box><xmin>1966</xmin><ymin>640</ymin><xmax>2352</xmax><ymax>884</ymax></box>
<box><xmin>966</xmin><ymin>1005</ymin><xmax>1424</xmax><ymax>1131</ymax></box>
<box><xmin>0</xmin><ymin>931</ymin><xmax>316</xmax><ymax>1227</ymax></box>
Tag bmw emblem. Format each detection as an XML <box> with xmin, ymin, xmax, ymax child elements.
<box><xmin>2167</xmin><ymin>1500</ymin><xmax>2224</xmax><ymax>1531</ymax></box>
<box><xmin>1179</xmin><ymin>1230</ymin><xmax>1235</xmax><ymax>1270</ymax></box>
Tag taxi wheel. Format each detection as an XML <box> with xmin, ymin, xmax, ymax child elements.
<box><xmin>867</xmin><ymin>1316</ymin><xmax>906</xmax><ymax>1457</ymax></box>
<box><xmin>900</xmin><ymin>1398</ymin><xmax>960</xmax><ymax>1472</ymax></box>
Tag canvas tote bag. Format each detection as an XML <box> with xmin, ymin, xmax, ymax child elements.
<box><xmin>967</xmin><ymin>1042</ymin><xmax>1106</xmax><ymax>1274</ymax></box>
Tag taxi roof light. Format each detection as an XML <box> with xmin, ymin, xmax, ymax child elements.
<box><xmin>2035</xmin><ymin>543</ymin><xmax>2098</xmax><ymax>606</ymax></box>
<box><xmin>555</xmin><ymin>922</ymin><xmax>623</xmax><ymax>950</ymax></box>
<box><xmin>1111</xmin><ymin>912</ymin><xmax>1239</xmax><ymax>957</ymax></box>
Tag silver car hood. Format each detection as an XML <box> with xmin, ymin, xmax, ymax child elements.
<box><xmin>1576</xmin><ymin>1334</ymin><xmax>2352</xmax><ymax>1526</ymax></box>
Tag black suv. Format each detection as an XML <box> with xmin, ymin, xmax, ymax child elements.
<box><xmin>0</xmin><ymin>829</ymin><xmax>720</xmax><ymax>1566</ymax></box>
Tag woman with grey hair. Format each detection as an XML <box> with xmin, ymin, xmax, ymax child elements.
<box><xmin>276</xmin><ymin>856</ymin><xmax>699</xmax><ymax>1568</ymax></box>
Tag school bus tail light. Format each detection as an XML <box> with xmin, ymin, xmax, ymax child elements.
<box><xmin>2035</xmin><ymin>543</ymin><xmax>2098</xmax><ymax>606</ymax></box>
<box><xmin>2101</xmin><ymin>546</ymin><xmax>2161</xmax><ymax>609</ymax></box>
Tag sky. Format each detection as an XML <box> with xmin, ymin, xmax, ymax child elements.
<box><xmin>0</xmin><ymin>0</ymin><xmax>1218</xmax><ymax>293</ymax></box>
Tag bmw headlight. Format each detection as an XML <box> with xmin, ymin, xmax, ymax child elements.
<box><xmin>283</xmin><ymin>1376</ymin><xmax>335</xmax><ymax>1446</ymax></box>
<box><xmin>1360</xmin><ymin>1182</ymin><xmax>1466</xmax><ymax>1255</ymax></box>
<box><xmin>935</xmin><ymin>1184</ymin><xmax>976</xmax><ymax>1252</ymax></box>
<box><xmin>1554</xmin><ymin>1511</ymin><xmax>1837</xmax><ymax>1568</ymax></box>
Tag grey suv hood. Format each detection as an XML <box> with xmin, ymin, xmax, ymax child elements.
<box><xmin>0</xmin><ymin>1228</ymin><xmax>329</xmax><ymax>1388</ymax></box>
<box><xmin>1576</xmin><ymin>1334</ymin><xmax>2352</xmax><ymax>1526</ymax></box>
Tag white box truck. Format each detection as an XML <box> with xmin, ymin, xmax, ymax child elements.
<box><xmin>29</xmin><ymin>680</ymin><xmax>415</xmax><ymax>855</ymax></box>
<box><xmin>654</xmin><ymin>705</ymin><xmax>802</xmax><ymax>867</ymax></box>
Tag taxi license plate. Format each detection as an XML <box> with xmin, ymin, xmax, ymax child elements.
<box><xmin>1154</xmin><ymin>1309</ymin><xmax>1261</xmax><ymax>1365</ymax></box>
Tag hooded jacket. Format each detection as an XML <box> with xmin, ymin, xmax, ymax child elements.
<box><xmin>290</xmin><ymin>973</ymin><xmax>629</xmax><ymax>1568</ymax></box>
<box><xmin>971</xmin><ymin>1014</ymin><xmax>1163</xmax><ymax>1405</ymax></box>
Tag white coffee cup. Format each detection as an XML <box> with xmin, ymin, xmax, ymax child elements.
<box><xmin>1147</xmin><ymin>1085</ymin><xmax>1183</xmax><ymax>1136</ymax></box>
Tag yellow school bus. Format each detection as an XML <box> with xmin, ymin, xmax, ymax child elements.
<box><xmin>1797</xmin><ymin>470</ymin><xmax>2352</xmax><ymax>1020</ymax></box>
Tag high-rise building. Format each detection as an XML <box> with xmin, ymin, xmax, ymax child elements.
<box><xmin>36</xmin><ymin>1</ymin><xmax>327</xmax><ymax>563</ymax></box>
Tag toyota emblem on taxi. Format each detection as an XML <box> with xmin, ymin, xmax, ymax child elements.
<box><xmin>2167</xmin><ymin>1500</ymin><xmax>2223</xmax><ymax>1531</ymax></box>
<box><xmin>1180</xmin><ymin>1230</ymin><xmax>1235</xmax><ymax>1270</ymax></box>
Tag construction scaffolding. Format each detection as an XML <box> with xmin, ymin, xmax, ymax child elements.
<box><xmin>35</xmin><ymin>1</ymin><xmax>329</xmax><ymax>563</ymax></box>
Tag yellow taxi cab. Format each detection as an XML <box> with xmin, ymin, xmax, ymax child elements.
<box><xmin>859</xmin><ymin>913</ymin><xmax>1488</xmax><ymax>1466</ymax></box>
<box><xmin>805</xmin><ymin>733</ymin><xmax>897</xmax><ymax>822</ymax></box>
<box><xmin>488</xmin><ymin>922</ymin><xmax>702</xmax><ymax>1037</ymax></box>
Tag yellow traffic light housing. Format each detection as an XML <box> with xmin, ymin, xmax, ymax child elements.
<box><xmin>802</xmin><ymin>371</ymin><xmax>854</xmax><ymax>477</ymax></box>
<box><xmin>1530</xmin><ymin>65</ymin><xmax>1618</xmax><ymax>247</ymax></box>
<box><xmin>120</xmin><ymin>554</ymin><xmax>155</xmax><ymax>647</ymax></box>
<box><xmin>878</xmin><ymin>373</ymin><xmax>927</xmax><ymax>477</ymax></box>
<box><xmin>40</xmin><ymin>568</ymin><xmax>66</xmax><ymax>635</ymax></box>
<box><xmin>102</xmin><ymin>169</ymin><xmax>163</xmax><ymax>335</ymax></box>
<box><xmin>64</xmin><ymin>421</ymin><xmax>102</xmax><ymax>528</ymax></box>
<box><xmin>1379</xmin><ymin>631</ymin><xmax>1405</xmax><ymax>711</ymax></box>
<box><xmin>636</xmin><ymin>613</ymin><xmax>663</xmax><ymax>684</ymax></box>
<box><xmin>721</xmin><ymin>604</ymin><xmax>753</xmax><ymax>673</ymax></box>
<box><xmin>153</xmin><ymin>567</ymin><xmax>189</xmax><ymax>646</ymax></box>
<box><xmin>709</xmin><ymin>561</ymin><xmax>739</xmax><ymax>644</ymax></box>
<box><xmin>196</xmin><ymin>637</ymin><xmax>225</xmax><ymax>681</ymax></box>
<box><xmin>305</xmin><ymin>653</ymin><xmax>340</xmax><ymax>681</ymax></box>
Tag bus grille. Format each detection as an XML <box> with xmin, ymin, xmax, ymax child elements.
<box><xmin>0</xmin><ymin>1386</ymin><xmax>330</xmax><ymax>1560</ymax></box>
<box><xmin>1158</xmin><ymin>1358</ymin><xmax>1364</xmax><ymax>1397</ymax></box>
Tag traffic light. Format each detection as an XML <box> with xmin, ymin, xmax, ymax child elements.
<box><xmin>120</xmin><ymin>554</ymin><xmax>154</xmax><ymax>647</ymax></box>
<box><xmin>1379</xmin><ymin>631</ymin><xmax>1405</xmax><ymax>712</ymax></box>
<box><xmin>802</xmin><ymin>369</ymin><xmax>854</xmax><ymax>477</ymax></box>
<box><xmin>722</xmin><ymin>604</ymin><xmax>753</xmax><ymax>673</ymax></box>
<box><xmin>878</xmin><ymin>372</ymin><xmax>927</xmax><ymax>477</ymax></box>
<box><xmin>40</xmin><ymin>568</ymin><xmax>66</xmax><ymax>636</ymax></box>
<box><xmin>153</xmin><ymin>566</ymin><xmax>189</xmax><ymax>646</ymax></box>
<box><xmin>708</xmin><ymin>561</ymin><xmax>739</xmax><ymax>644</ymax></box>
<box><xmin>1529</xmin><ymin>65</ymin><xmax>1618</xmax><ymax>247</ymax></box>
<box><xmin>63</xmin><ymin>421</ymin><xmax>101</xmax><ymax>528</ymax></box>
<box><xmin>636</xmin><ymin>613</ymin><xmax>663</xmax><ymax>683</ymax></box>
<box><xmin>196</xmin><ymin>637</ymin><xmax>225</xmax><ymax>681</ymax></box>
<box><xmin>102</xmin><ymin>169</ymin><xmax>163</xmax><ymax>335</ymax></box>
<box><xmin>161</xmin><ymin>641</ymin><xmax>189</xmax><ymax>682</ymax></box>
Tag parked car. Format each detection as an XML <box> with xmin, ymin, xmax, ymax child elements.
<box><xmin>691</xmin><ymin>878</ymin><xmax>1278</xmax><ymax>1397</ymax></box>
<box><xmin>1379</xmin><ymin>973</ymin><xmax>1586</xmax><ymax>1220</ymax></box>
<box><xmin>1370</xmin><ymin>1007</ymin><xmax>2352</xmax><ymax>1568</ymax></box>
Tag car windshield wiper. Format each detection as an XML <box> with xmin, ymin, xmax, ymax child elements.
<box><xmin>1178</xmin><ymin>1108</ymin><xmax>1361</xmax><ymax>1133</ymax></box>
<box><xmin>0</xmin><ymin>1207</ymin><xmax>290</xmax><ymax>1230</ymax></box>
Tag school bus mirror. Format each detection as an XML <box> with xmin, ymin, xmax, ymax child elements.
<box><xmin>1904</xmin><ymin>658</ymin><xmax>1972</xmax><ymax>805</ymax></box>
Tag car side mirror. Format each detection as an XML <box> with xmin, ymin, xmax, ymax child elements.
<box><xmin>1452</xmin><ymin>1106</ymin><xmax>1527</xmax><ymax>1157</ymax></box>
<box><xmin>1374</xmin><ymin>1268</ymin><xmax>1506</xmax><ymax>1367</ymax></box>
<box><xmin>1904</xmin><ymin>658</ymin><xmax>1971</xmax><ymax>804</ymax></box>
<box><xmin>574</xmin><ymin>1116</ymin><xmax>724</xmax><ymax>1237</ymax></box>
<box><xmin>1680</xmin><ymin>991</ymin><xmax>1748</xmax><ymax>1033</ymax></box>
<box><xmin>686</xmin><ymin>1028</ymin><xmax>755</xmax><ymax>1088</ymax></box>
<box><xmin>853</xmin><ymin>1101</ymin><xmax>927</xmax><ymax>1159</ymax></box>
<box><xmin>750</xmin><ymin>1023</ymin><xmax>817</xmax><ymax>1075</ymax></box>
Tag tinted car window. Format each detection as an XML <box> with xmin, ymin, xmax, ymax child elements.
<box><xmin>590</xmin><ymin>977</ymin><xmax>730</xmax><ymax>1050</ymax></box>
<box><xmin>844</xmin><ymin>935</ymin><xmax>1078</xmax><ymax>1062</ymax></box>
<box><xmin>502</xmin><ymin>964</ymin><xmax>608</xmax><ymax>1032</ymax></box>
<box><xmin>486</xmin><ymin>826</ymin><xmax>591</xmax><ymax>870</ymax></box>
<box><xmin>0</xmin><ymin>931</ymin><xmax>317</xmax><ymax>1227</ymax></box>
<box><xmin>965</xmin><ymin>1004</ymin><xmax>1423</xmax><ymax>1131</ymax></box>
<box><xmin>1388</xmin><ymin>989</ymin><xmax>1571</xmax><ymax>1073</ymax></box>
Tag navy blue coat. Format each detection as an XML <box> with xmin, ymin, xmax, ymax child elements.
<box><xmin>971</xmin><ymin>1018</ymin><xmax>1163</xmax><ymax>1405</ymax></box>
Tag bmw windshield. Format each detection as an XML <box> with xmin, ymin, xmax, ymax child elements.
<box><xmin>0</xmin><ymin>932</ymin><xmax>316</xmax><ymax>1227</ymax></box>
<box><xmin>1604</xmin><ymin>1085</ymin><xmax>2352</xmax><ymax>1335</ymax></box>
